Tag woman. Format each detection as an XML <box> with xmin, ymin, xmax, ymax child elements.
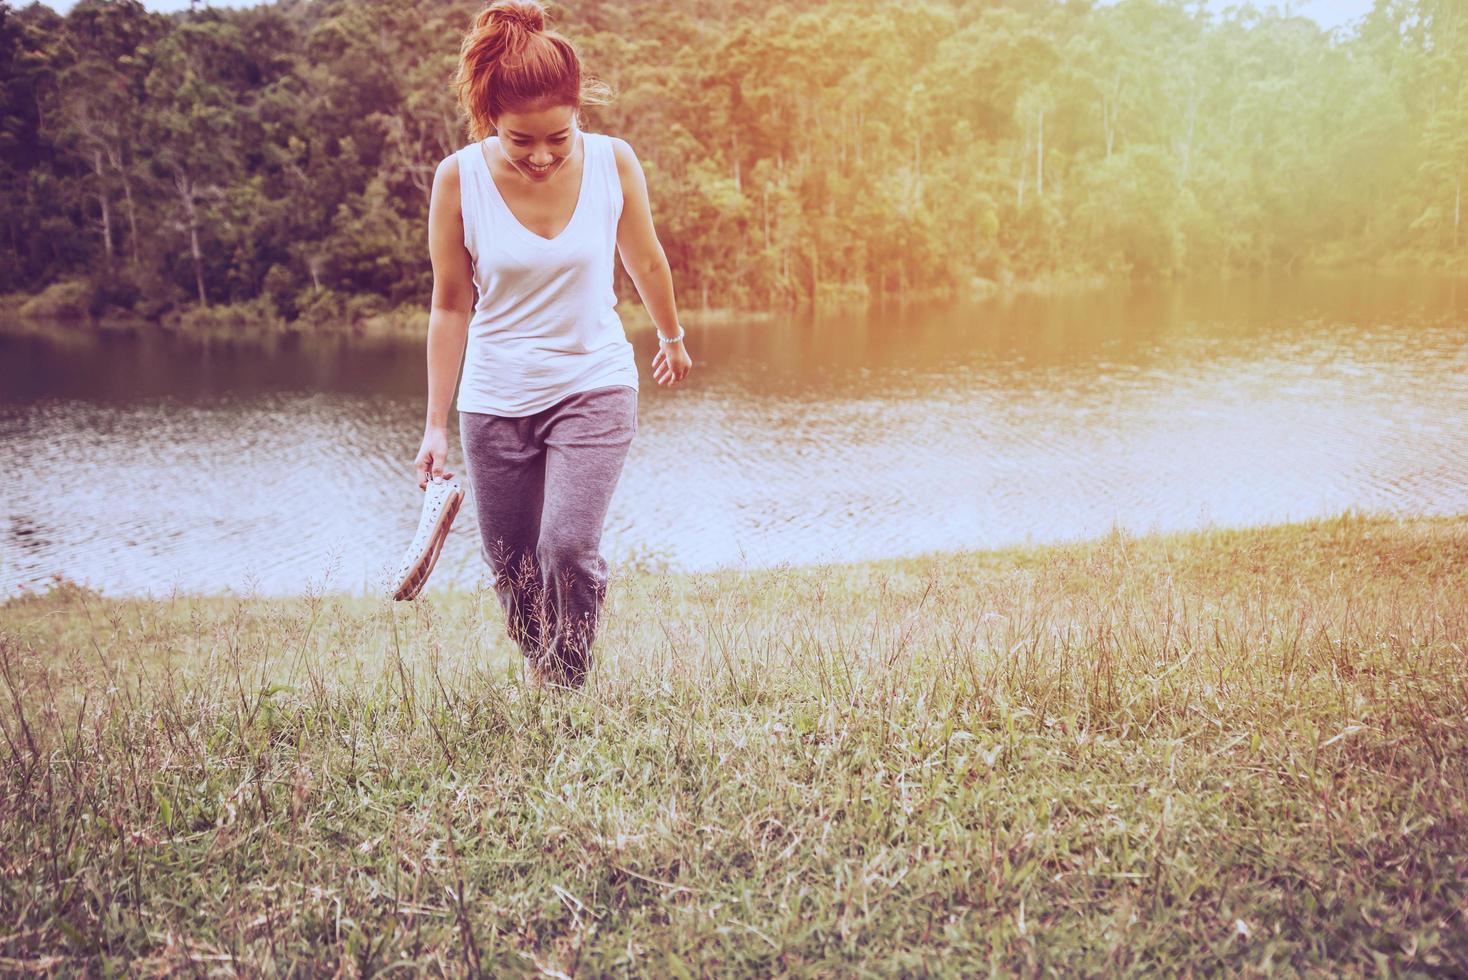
<box><xmin>414</xmin><ymin>0</ymin><xmax>693</xmax><ymax>689</ymax></box>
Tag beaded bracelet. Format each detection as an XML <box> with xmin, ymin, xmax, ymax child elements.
<box><xmin>656</xmin><ymin>324</ymin><xmax>686</xmax><ymax>346</ymax></box>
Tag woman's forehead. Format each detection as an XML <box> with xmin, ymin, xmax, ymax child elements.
<box><xmin>497</xmin><ymin>104</ymin><xmax>577</xmax><ymax>135</ymax></box>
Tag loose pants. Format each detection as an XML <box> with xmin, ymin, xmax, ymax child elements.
<box><xmin>459</xmin><ymin>385</ymin><xmax>637</xmax><ymax>686</ymax></box>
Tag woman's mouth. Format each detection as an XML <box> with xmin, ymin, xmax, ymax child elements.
<box><xmin>526</xmin><ymin>161</ymin><xmax>553</xmax><ymax>175</ymax></box>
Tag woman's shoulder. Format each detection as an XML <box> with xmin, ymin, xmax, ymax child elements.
<box><xmin>436</xmin><ymin>146</ymin><xmax>473</xmax><ymax>180</ymax></box>
<box><xmin>603</xmin><ymin>134</ymin><xmax>639</xmax><ymax>177</ymax></box>
<box><xmin>431</xmin><ymin>147</ymin><xmax>483</xmax><ymax>214</ymax></box>
<box><xmin>601</xmin><ymin>132</ymin><xmax>631</xmax><ymax>156</ymax></box>
<box><xmin>434</xmin><ymin>143</ymin><xmax>489</xmax><ymax>190</ymax></box>
<box><xmin>432</xmin><ymin>153</ymin><xmax>460</xmax><ymax>190</ymax></box>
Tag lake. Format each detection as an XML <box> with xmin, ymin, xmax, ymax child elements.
<box><xmin>2</xmin><ymin>272</ymin><xmax>1465</xmax><ymax>598</ymax></box>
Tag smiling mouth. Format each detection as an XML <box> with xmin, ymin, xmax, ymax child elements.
<box><xmin>526</xmin><ymin>161</ymin><xmax>553</xmax><ymax>174</ymax></box>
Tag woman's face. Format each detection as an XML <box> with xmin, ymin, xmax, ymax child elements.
<box><xmin>493</xmin><ymin>104</ymin><xmax>579</xmax><ymax>182</ymax></box>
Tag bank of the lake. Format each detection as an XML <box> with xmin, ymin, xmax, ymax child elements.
<box><xmin>0</xmin><ymin>266</ymin><xmax>1192</xmax><ymax>346</ymax></box>
<box><xmin>0</xmin><ymin>282</ymin><xmax>779</xmax><ymax>346</ymax></box>
<box><xmin>5</xmin><ymin>255</ymin><xmax>1464</xmax><ymax>348</ymax></box>
<box><xmin>3</xmin><ymin>512</ymin><xmax>1464</xmax><ymax>974</ymax></box>
<box><xmin>0</xmin><ymin>277</ymin><xmax>1054</xmax><ymax>347</ymax></box>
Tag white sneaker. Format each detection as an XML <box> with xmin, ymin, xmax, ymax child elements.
<box><xmin>387</xmin><ymin>475</ymin><xmax>465</xmax><ymax>601</ymax></box>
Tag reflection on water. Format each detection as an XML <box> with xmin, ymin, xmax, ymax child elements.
<box><xmin>1</xmin><ymin>272</ymin><xmax>1465</xmax><ymax>597</ymax></box>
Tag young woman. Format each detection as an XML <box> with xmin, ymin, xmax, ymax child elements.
<box><xmin>413</xmin><ymin>0</ymin><xmax>693</xmax><ymax>689</ymax></box>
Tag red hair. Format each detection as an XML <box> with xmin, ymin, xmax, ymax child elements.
<box><xmin>454</xmin><ymin>1</ymin><xmax>609</xmax><ymax>142</ymax></box>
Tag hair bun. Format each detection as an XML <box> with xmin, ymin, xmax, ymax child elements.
<box><xmin>492</xmin><ymin>1</ymin><xmax>545</xmax><ymax>33</ymax></box>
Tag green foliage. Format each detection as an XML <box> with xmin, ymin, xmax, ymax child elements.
<box><xmin>15</xmin><ymin>275</ymin><xmax>93</xmax><ymax>319</ymax></box>
<box><xmin>1</xmin><ymin>0</ymin><xmax>1465</xmax><ymax>332</ymax></box>
<box><xmin>162</xmin><ymin>293</ymin><xmax>287</xmax><ymax>337</ymax></box>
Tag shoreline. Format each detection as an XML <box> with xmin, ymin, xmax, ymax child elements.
<box><xmin>6</xmin><ymin>510</ymin><xmax>1463</xmax><ymax>606</ymax></box>
<box><xmin>6</xmin><ymin>261</ymin><xmax>1463</xmax><ymax>348</ymax></box>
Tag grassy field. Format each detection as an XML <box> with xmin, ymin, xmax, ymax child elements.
<box><xmin>2</xmin><ymin>513</ymin><xmax>1465</xmax><ymax>975</ymax></box>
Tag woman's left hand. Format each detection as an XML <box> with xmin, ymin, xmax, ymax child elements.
<box><xmin>653</xmin><ymin>341</ymin><xmax>693</xmax><ymax>386</ymax></box>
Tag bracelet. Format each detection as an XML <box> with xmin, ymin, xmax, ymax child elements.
<box><xmin>656</xmin><ymin>324</ymin><xmax>685</xmax><ymax>346</ymax></box>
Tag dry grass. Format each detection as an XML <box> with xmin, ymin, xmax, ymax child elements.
<box><xmin>1</xmin><ymin>511</ymin><xmax>1465</xmax><ymax>975</ymax></box>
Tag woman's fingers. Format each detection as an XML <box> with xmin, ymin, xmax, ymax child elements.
<box><xmin>652</xmin><ymin>343</ymin><xmax>695</xmax><ymax>386</ymax></box>
<box><xmin>655</xmin><ymin>353</ymin><xmax>692</xmax><ymax>384</ymax></box>
<box><xmin>414</xmin><ymin>440</ymin><xmax>451</xmax><ymax>489</ymax></box>
<box><xmin>428</xmin><ymin>445</ymin><xmax>453</xmax><ymax>482</ymax></box>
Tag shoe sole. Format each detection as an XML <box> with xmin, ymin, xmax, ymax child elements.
<box><xmin>392</xmin><ymin>487</ymin><xmax>464</xmax><ymax>601</ymax></box>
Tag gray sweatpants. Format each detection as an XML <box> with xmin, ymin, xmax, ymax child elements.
<box><xmin>459</xmin><ymin>385</ymin><xmax>637</xmax><ymax>686</ymax></box>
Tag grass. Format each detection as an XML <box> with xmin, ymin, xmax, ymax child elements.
<box><xmin>1</xmin><ymin>512</ymin><xmax>1465</xmax><ymax>975</ymax></box>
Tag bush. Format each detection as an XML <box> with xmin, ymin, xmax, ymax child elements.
<box><xmin>164</xmin><ymin>295</ymin><xmax>287</xmax><ymax>337</ymax></box>
<box><xmin>89</xmin><ymin>267</ymin><xmax>148</xmax><ymax>318</ymax></box>
<box><xmin>290</xmin><ymin>287</ymin><xmax>386</xmax><ymax>333</ymax></box>
<box><xmin>262</xmin><ymin>264</ymin><xmax>300</xmax><ymax>320</ymax></box>
<box><xmin>16</xmin><ymin>277</ymin><xmax>95</xmax><ymax>321</ymax></box>
<box><xmin>357</xmin><ymin>300</ymin><xmax>425</xmax><ymax>339</ymax></box>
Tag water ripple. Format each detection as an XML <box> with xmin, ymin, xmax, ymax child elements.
<box><xmin>2</xmin><ymin>274</ymin><xmax>1465</xmax><ymax>597</ymax></box>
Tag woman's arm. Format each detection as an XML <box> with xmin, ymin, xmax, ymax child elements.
<box><xmin>611</xmin><ymin>137</ymin><xmax>693</xmax><ymax>387</ymax></box>
<box><xmin>414</xmin><ymin>155</ymin><xmax>475</xmax><ymax>487</ymax></box>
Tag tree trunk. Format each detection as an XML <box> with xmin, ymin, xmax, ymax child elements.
<box><xmin>107</xmin><ymin>143</ymin><xmax>141</xmax><ymax>269</ymax></box>
<box><xmin>1036</xmin><ymin>108</ymin><xmax>1044</xmax><ymax>198</ymax></box>
<box><xmin>1017</xmin><ymin>139</ymin><xmax>1027</xmax><ymax>210</ymax></box>
<box><xmin>176</xmin><ymin>171</ymin><xmax>207</xmax><ymax>306</ymax></box>
<box><xmin>913</xmin><ymin>129</ymin><xmax>923</xmax><ymax>212</ymax></box>
<box><xmin>380</xmin><ymin>114</ymin><xmax>431</xmax><ymax>200</ymax></box>
<box><xmin>762</xmin><ymin>183</ymin><xmax>770</xmax><ymax>250</ymax></box>
<box><xmin>1178</xmin><ymin>86</ymin><xmax>1199</xmax><ymax>186</ymax></box>
<box><xmin>732</xmin><ymin>127</ymin><xmax>740</xmax><ymax>195</ymax></box>
<box><xmin>811</xmin><ymin>237</ymin><xmax>820</xmax><ymax>303</ymax></box>
<box><xmin>93</xmin><ymin>148</ymin><xmax>114</xmax><ymax>264</ymax></box>
<box><xmin>1102</xmin><ymin>69</ymin><xmax>1121</xmax><ymax>160</ymax></box>
<box><xmin>117</xmin><ymin>155</ymin><xmax>140</xmax><ymax>271</ymax></box>
<box><xmin>190</xmin><ymin>219</ymin><xmax>207</xmax><ymax>306</ymax></box>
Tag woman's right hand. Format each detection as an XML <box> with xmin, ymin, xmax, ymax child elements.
<box><xmin>413</xmin><ymin>426</ymin><xmax>454</xmax><ymax>490</ymax></box>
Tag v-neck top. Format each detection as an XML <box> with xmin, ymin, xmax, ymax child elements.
<box><xmin>454</xmin><ymin>130</ymin><xmax>637</xmax><ymax>417</ymax></box>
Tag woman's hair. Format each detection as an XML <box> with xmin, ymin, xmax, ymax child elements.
<box><xmin>453</xmin><ymin>0</ymin><xmax>613</xmax><ymax>142</ymax></box>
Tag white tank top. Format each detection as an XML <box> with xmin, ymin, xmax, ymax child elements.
<box><xmin>454</xmin><ymin>130</ymin><xmax>638</xmax><ymax>417</ymax></box>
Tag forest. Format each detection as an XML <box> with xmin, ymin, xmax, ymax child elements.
<box><xmin>1</xmin><ymin>0</ymin><xmax>1464</xmax><ymax>334</ymax></box>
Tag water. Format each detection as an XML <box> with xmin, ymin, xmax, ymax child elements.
<box><xmin>2</xmin><ymin>272</ymin><xmax>1465</xmax><ymax>598</ymax></box>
